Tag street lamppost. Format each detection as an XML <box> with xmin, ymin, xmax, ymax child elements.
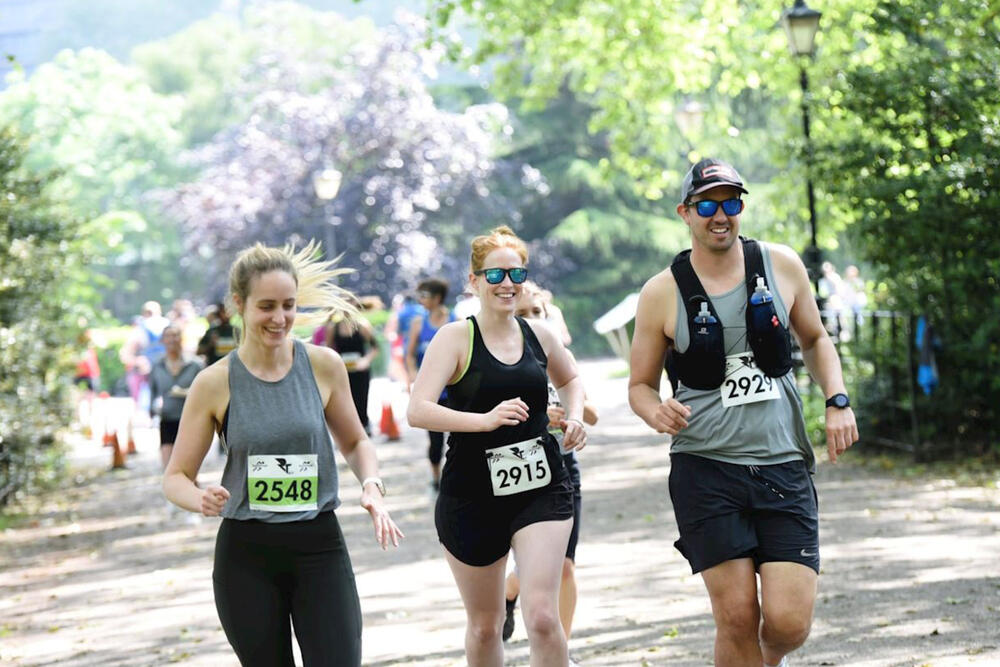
<box><xmin>312</xmin><ymin>166</ymin><xmax>343</xmax><ymax>259</ymax></box>
<box><xmin>781</xmin><ymin>0</ymin><xmax>822</xmax><ymax>294</ymax></box>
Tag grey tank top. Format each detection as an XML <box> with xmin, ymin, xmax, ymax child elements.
<box><xmin>219</xmin><ymin>340</ymin><xmax>340</xmax><ymax>521</ymax></box>
<box><xmin>672</xmin><ymin>245</ymin><xmax>814</xmax><ymax>471</ymax></box>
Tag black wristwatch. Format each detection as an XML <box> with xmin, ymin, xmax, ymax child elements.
<box><xmin>825</xmin><ymin>393</ymin><xmax>850</xmax><ymax>409</ymax></box>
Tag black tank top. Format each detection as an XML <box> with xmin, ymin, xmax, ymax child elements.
<box><xmin>441</xmin><ymin>316</ymin><xmax>568</xmax><ymax>498</ymax></box>
<box><xmin>331</xmin><ymin>325</ymin><xmax>366</xmax><ymax>356</ymax></box>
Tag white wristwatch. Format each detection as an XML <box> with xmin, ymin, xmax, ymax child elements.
<box><xmin>361</xmin><ymin>476</ymin><xmax>386</xmax><ymax>496</ymax></box>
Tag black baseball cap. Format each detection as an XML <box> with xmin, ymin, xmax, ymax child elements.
<box><xmin>681</xmin><ymin>158</ymin><xmax>749</xmax><ymax>202</ymax></box>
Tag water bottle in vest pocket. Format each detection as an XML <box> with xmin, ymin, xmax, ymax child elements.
<box><xmin>677</xmin><ymin>299</ymin><xmax>725</xmax><ymax>389</ymax></box>
<box><xmin>747</xmin><ymin>276</ymin><xmax>793</xmax><ymax>377</ymax></box>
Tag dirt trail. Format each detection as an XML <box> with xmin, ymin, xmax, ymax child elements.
<box><xmin>1</xmin><ymin>360</ymin><xmax>998</xmax><ymax>666</ymax></box>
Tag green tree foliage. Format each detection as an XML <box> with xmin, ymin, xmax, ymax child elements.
<box><xmin>160</xmin><ymin>7</ymin><xmax>542</xmax><ymax>299</ymax></box>
<box><xmin>0</xmin><ymin>48</ymin><xmax>191</xmax><ymax>318</ymax></box>
<box><xmin>815</xmin><ymin>0</ymin><xmax>1000</xmax><ymax>456</ymax></box>
<box><xmin>0</xmin><ymin>128</ymin><xmax>84</xmax><ymax>505</ymax></box>
<box><xmin>132</xmin><ymin>4</ymin><xmax>380</xmax><ymax>146</ymax></box>
<box><xmin>430</xmin><ymin>0</ymin><xmax>823</xmax><ymax>191</ymax></box>
<box><xmin>497</xmin><ymin>91</ymin><xmax>692</xmax><ymax>354</ymax></box>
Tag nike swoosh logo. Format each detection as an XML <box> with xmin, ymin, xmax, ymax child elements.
<box><xmin>800</xmin><ymin>549</ymin><xmax>817</xmax><ymax>557</ymax></box>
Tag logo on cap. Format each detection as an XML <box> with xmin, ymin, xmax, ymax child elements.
<box><xmin>701</xmin><ymin>164</ymin><xmax>739</xmax><ymax>181</ymax></box>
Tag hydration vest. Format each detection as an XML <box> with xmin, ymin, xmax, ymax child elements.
<box><xmin>667</xmin><ymin>237</ymin><xmax>794</xmax><ymax>391</ymax></box>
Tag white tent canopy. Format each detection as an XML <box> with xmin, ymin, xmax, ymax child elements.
<box><xmin>593</xmin><ymin>292</ymin><xmax>640</xmax><ymax>361</ymax></box>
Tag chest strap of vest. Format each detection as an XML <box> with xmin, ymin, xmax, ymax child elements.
<box><xmin>742</xmin><ymin>239</ymin><xmax>794</xmax><ymax>378</ymax></box>
<box><xmin>669</xmin><ymin>248</ymin><xmax>726</xmax><ymax>390</ymax></box>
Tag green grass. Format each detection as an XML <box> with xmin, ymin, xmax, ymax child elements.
<box><xmin>848</xmin><ymin>450</ymin><xmax>1000</xmax><ymax>488</ymax></box>
<box><xmin>0</xmin><ymin>512</ymin><xmax>29</xmax><ymax>531</ymax></box>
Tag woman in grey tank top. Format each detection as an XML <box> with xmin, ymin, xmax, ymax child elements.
<box><xmin>163</xmin><ymin>242</ymin><xmax>404</xmax><ymax>667</ymax></box>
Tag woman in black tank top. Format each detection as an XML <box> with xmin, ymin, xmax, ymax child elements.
<box><xmin>408</xmin><ymin>226</ymin><xmax>588</xmax><ymax>666</ymax></box>
<box><xmin>327</xmin><ymin>315</ymin><xmax>379</xmax><ymax>435</ymax></box>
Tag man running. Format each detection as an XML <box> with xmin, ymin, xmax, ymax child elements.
<box><xmin>628</xmin><ymin>158</ymin><xmax>858</xmax><ymax>666</ymax></box>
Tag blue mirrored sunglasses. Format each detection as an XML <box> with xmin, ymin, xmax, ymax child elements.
<box><xmin>687</xmin><ymin>198</ymin><xmax>744</xmax><ymax>217</ymax></box>
<box><xmin>475</xmin><ymin>267</ymin><xmax>528</xmax><ymax>284</ymax></box>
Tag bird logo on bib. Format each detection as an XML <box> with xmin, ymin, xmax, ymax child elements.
<box><xmin>248</xmin><ymin>454</ymin><xmax>318</xmax><ymax>511</ymax></box>
<box><xmin>721</xmin><ymin>352</ymin><xmax>781</xmax><ymax>407</ymax></box>
<box><xmin>485</xmin><ymin>438</ymin><xmax>550</xmax><ymax>496</ymax></box>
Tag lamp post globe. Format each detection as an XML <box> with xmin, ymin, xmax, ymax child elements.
<box><xmin>312</xmin><ymin>166</ymin><xmax>342</xmax><ymax>259</ymax></box>
<box><xmin>312</xmin><ymin>167</ymin><xmax>343</xmax><ymax>201</ymax></box>
<box><xmin>781</xmin><ymin>0</ymin><xmax>821</xmax><ymax>58</ymax></box>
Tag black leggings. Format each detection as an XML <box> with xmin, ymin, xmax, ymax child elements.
<box><xmin>347</xmin><ymin>370</ymin><xmax>371</xmax><ymax>429</ymax></box>
<box><xmin>213</xmin><ymin>512</ymin><xmax>362</xmax><ymax>666</ymax></box>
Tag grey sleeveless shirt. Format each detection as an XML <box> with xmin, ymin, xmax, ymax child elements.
<box><xmin>671</xmin><ymin>245</ymin><xmax>814</xmax><ymax>471</ymax></box>
<box><xmin>219</xmin><ymin>340</ymin><xmax>340</xmax><ymax>521</ymax></box>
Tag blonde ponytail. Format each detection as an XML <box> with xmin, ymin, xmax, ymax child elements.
<box><xmin>228</xmin><ymin>240</ymin><xmax>358</xmax><ymax>333</ymax></box>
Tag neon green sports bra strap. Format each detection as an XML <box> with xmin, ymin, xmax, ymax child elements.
<box><xmin>449</xmin><ymin>318</ymin><xmax>475</xmax><ymax>385</ymax></box>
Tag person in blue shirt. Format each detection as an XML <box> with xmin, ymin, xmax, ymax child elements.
<box><xmin>406</xmin><ymin>278</ymin><xmax>455</xmax><ymax>492</ymax></box>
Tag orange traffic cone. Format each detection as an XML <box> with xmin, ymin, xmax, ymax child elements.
<box><xmin>99</xmin><ymin>392</ymin><xmax>115</xmax><ymax>447</ymax></box>
<box><xmin>91</xmin><ymin>391</ymin><xmax>106</xmax><ymax>443</ymax></box>
<box><xmin>110</xmin><ymin>431</ymin><xmax>127</xmax><ymax>470</ymax></box>
<box><xmin>380</xmin><ymin>401</ymin><xmax>401</xmax><ymax>441</ymax></box>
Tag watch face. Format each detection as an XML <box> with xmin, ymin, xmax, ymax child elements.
<box><xmin>830</xmin><ymin>394</ymin><xmax>849</xmax><ymax>408</ymax></box>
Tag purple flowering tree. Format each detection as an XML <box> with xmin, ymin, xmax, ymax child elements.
<box><xmin>163</xmin><ymin>11</ymin><xmax>546</xmax><ymax>297</ymax></box>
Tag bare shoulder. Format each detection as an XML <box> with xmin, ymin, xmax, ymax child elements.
<box><xmin>437</xmin><ymin>319</ymin><xmax>471</xmax><ymax>342</ymax></box>
<box><xmin>763</xmin><ymin>242</ymin><xmax>807</xmax><ymax>272</ymax></box>
<box><xmin>189</xmin><ymin>360</ymin><xmax>230</xmax><ymax>420</ymax></box>
<box><xmin>194</xmin><ymin>359</ymin><xmax>229</xmax><ymax>391</ymax></box>
<box><xmin>524</xmin><ymin>317</ymin><xmax>558</xmax><ymax>345</ymax></box>
<box><xmin>639</xmin><ymin>266</ymin><xmax>676</xmax><ymax>307</ymax></box>
<box><xmin>304</xmin><ymin>341</ymin><xmax>342</xmax><ymax>374</ymax></box>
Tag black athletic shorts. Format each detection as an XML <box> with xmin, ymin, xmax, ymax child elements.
<box><xmin>159</xmin><ymin>419</ymin><xmax>180</xmax><ymax>446</ymax></box>
<box><xmin>668</xmin><ymin>452</ymin><xmax>819</xmax><ymax>574</ymax></box>
<box><xmin>435</xmin><ymin>477</ymin><xmax>574</xmax><ymax>567</ymax></box>
<box><xmin>563</xmin><ymin>452</ymin><xmax>582</xmax><ymax>562</ymax></box>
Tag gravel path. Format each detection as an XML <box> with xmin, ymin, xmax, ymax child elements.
<box><xmin>1</xmin><ymin>360</ymin><xmax>998</xmax><ymax>666</ymax></box>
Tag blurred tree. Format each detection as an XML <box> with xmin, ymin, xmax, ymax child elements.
<box><xmin>0</xmin><ymin>127</ymin><xmax>85</xmax><ymax>505</ymax></box>
<box><xmin>0</xmin><ymin>48</ymin><xmax>192</xmax><ymax>318</ymax></box>
<box><xmin>815</xmin><ymin>0</ymin><xmax>1000</xmax><ymax>457</ymax></box>
<box><xmin>161</xmin><ymin>8</ymin><xmax>543</xmax><ymax>298</ymax></box>
<box><xmin>132</xmin><ymin>4</ymin><xmax>381</xmax><ymax>146</ymax></box>
<box><xmin>428</xmin><ymin>0</ymin><xmax>852</xmax><ymax>193</ymax></box>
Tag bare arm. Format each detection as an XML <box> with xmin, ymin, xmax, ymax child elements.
<box><xmin>528</xmin><ymin>319</ymin><xmax>587</xmax><ymax>451</ymax></box>
<box><xmin>404</xmin><ymin>317</ymin><xmax>422</xmax><ymax>384</ymax></box>
<box><xmin>546</xmin><ymin>303</ymin><xmax>573</xmax><ymax>346</ymax></box>
<box><xmin>773</xmin><ymin>244</ymin><xmax>859</xmax><ymax>462</ymax></box>
<box><xmin>162</xmin><ymin>365</ymin><xmax>231</xmax><ymax>514</ymax></box>
<box><xmin>313</xmin><ymin>345</ymin><xmax>402</xmax><ymax>548</ymax></box>
<box><xmin>360</xmin><ymin>321</ymin><xmax>379</xmax><ymax>368</ymax></box>
<box><xmin>407</xmin><ymin>321</ymin><xmax>530</xmax><ymax>433</ymax></box>
<box><xmin>628</xmin><ymin>272</ymin><xmax>691</xmax><ymax>435</ymax></box>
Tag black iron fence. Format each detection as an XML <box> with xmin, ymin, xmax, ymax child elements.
<box><xmin>799</xmin><ymin>309</ymin><xmax>923</xmax><ymax>457</ymax></box>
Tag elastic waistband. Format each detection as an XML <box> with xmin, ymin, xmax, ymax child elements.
<box><xmin>218</xmin><ymin>511</ymin><xmax>343</xmax><ymax>550</ymax></box>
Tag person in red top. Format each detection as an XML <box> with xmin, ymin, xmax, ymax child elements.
<box><xmin>73</xmin><ymin>329</ymin><xmax>101</xmax><ymax>436</ymax></box>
